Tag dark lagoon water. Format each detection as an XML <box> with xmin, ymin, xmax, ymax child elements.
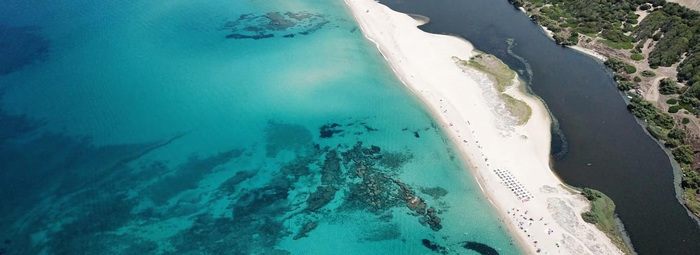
<box><xmin>380</xmin><ymin>0</ymin><xmax>700</xmax><ymax>253</ymax></box>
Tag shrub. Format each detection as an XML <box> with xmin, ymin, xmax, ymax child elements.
<box><xmin>624</xmin><ymin>65</ymin><xmax>637</xmax><ymax>74</ymax></box>
<box><xmin>634</xmin><ymin>76</ymin><xmax>642</xmax><ymax>82</ymax></box>
<box><xmin>617</xmin><ymin>81</ymin><xmax>638</xmax><ymax>91</ymax></box>
<box><xmin>647</xmin><ymin>124</ymin><xmax>665</xmax><ymax>139</ymax></box>
<box><xmin>683</xmin><ymin>118</ymin><xmax>690</xmax><ymax>124</ymax></box>
<box><xmin>581</xmin><ymin>188</ymin><xmax>601</xmax><ymax>201</ymax></box>
<box><xmin>582</xmin><ymin>211</ymin><xmax>599</xmax><ymax>224</ymax></box>
<box><xmin>656</xmin><ymin>113</ymin><xmax>675</xmax><ymax>129</ymax></box>
<box><xmin>669</xmin><ymin>105</ymin><xmax>682</xmax><ymax>113</ymax></box>
<box><xmin>672</xmin><ymin>145</ymin><xmax>694</xmax><ymax>165</ymax></box>
<box><xmin>668</xmin><ymin>128</ymin><xmax>686</xmax><ymax>141</ymax></box>
<box><xmin>659</xmin><ymin>78</ymin><xmax>680</xmax><ymax>95</ymax></box>
<box><xmin>642</xmin><ymin>70</ymin><xmax>656</xmax><ymax>77</ymax></box>
<box><xmin>680</xmin><ymin>103</ymin><xmax>696</xmax><ymax>114</ymax></box>
<box><xmin>682</xmin><ymin>170</ymin><xmax>700</xmax><ymax>189</ymax></box>
<box><xmin>667</xmin><ymin>98</ymin><xmax>678</xmax><ymax>104</ymax></box>
<box><xmin>631</xmin><ymin>54</ymin><xmax>645</xmax><ymax>61</ymax></box>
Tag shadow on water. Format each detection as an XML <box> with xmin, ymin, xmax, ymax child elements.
<box><xmin>380</xmin><ymin>0</ymin><xmax>700</xmax><ymax>254</ymax></box>
<box><xmin>0</xmin><ymin>25</ymin><xmax>49</xmax><ymax>76</ymax></box>
<box><xmin>463</xmin><ymin>241</ymin><xmax>500</xmax><ymax>255</ymax></box>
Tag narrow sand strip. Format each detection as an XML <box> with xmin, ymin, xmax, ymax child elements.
<box><xmin>343</xmin><ymin>0</ymin><xmax>624</xmax><ymax>254</ymax></box>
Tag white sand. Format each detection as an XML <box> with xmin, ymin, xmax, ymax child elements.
<box><xmin>570</xmin><ymin>45</ymin><xmax>608</xmax><ymax>62</ymax></box>
<box><xmin>343</xmin><ymin>0</ymin><xmax>625</xmax><ymax>254</ymax></box>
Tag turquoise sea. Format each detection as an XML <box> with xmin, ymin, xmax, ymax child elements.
<box><xmin>0</xmin><ymin>0</ymin><xmax>520</xmax><ymax>254</ymax></box>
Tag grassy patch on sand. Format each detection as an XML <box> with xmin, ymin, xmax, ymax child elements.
<box><xmin>465</xmin><ymin>54</ymin><xmax>516</xmax><ymax>92</ymax></box>
<box><xmin>599</xmin><ymin>39</ymin><xmax>634</xmax><ymax>50</ymax></box>
<box><xmin>684</xmin><ymin>188</ymin><xmax>700</xmax><ymax>216</ymax></box>
<box><xmin>580</xmin><ymin>188</ymin><xmax>633</xmax><ymax>255</ymax></box>
<box><xmin>502</xmin><ymin>94</ymin><xmax>532</xmax><ymax>125</ymax></box>
<box><xmin>455</xmin><ymin>54</ymin><xmax>532</xmax><ymax>125</ymax></box>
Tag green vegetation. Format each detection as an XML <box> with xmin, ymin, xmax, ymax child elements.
<box><xmin>684</xmin><ymin>188</ymin><xmax>700</xmax><ymax>215</ymax></box>
<box><xmin>508</xmin><ymin>0</ymin><xmax>700</xmax><ymax>219</ymax></box>
<box><xmin>579</xmin><ymin>188</ymin><xmax>632</xmax><ymax>255</ymax></box>
<box><xmin>667</xmin><ymin>98</ymin><xmax>678</xmax><ymax>104</ymax></box>
<box><xmin>605</xmin><ymin>58</ymin><xmax>638</xmax><ymax>75</ymax></box>
<box><xmin>666</xmin><ymin>128</ymin><xmax>686</xmax><ymax>147</ymax></box>
<box><xmin>465</xmin><ymin>54</ymin><xmax>516</xmax><ymax>92</ymax></box>
<box><xmin>456</xmin><ymin>55</ymin><xmax>532</xmax><ymax>125</ymax></box>
<box><xmin>668</xmin><ymin>105</ymin><xmax>682</xmax><ymax>113</ymax></box>
<box><xmin>502</xmin><ymin>94</ymin><xmax>533</xmax><ymax>125</ymax></box>
<box><xmin>617</xmin><ymin>81</ymin><xmax>638</xmax><ymax>91</ymax></box>
<box><xmin>630</xmin><ymin>53</ymin><xmax>645</xmax><ymax>61</ymax></box>
<box><xmin>634</xmin><ymin>3</ymin><xmax>700</xmax><ymax>87</ymax></box>
<box><xmin>683</xmin><ymin>117</ymin><xmax>690</xmax><ymax>124</ymax></box>
<box><xmin>510</xmin><ymin>0</ymin><xmax>700</xmax><ymax>89</ymax></box>
<box><xmin>600</xmin><ymin>39</ymin><xmax>634</xmax><ymax>50</ymax></box>
<box><xmin>642</xmin><ymin>70</ymin><xmax>656</xmax><ymax>77</ymax></box>
<box><xmin>659</xmin><ymin>78</ymin><xmax>680</xmax><ymax>95</ymax></box>
<box><xmin>628</xmin><ymin>97</ymin><xmax>675</xmax><ymax>129</ymax></box>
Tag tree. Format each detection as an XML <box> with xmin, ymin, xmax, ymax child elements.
<box><xmin>673</xmin><ymin>145</ymin><xmax>694</xmax><ymax>165</ymax></box>
<box><xmin>582</xmin><ymin>211</ymin><xmax>599</xmax><ymax>224</ymax></box>
<box><xmin>581</xmin><ymin>188</ymin><xmax>601</xmax><ymax>201</ymax></box>
<box><xmin>659</xmin><ymin>78</ymin><xmax>680</xmax><ymax>95</ymax></box>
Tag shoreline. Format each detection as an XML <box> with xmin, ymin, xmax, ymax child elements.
<box><xmin>343</xmin><ymin>0</ymin><xmax>624</xmax><ymax>254</ymax></box>
<box><xmin>516</xmin><ymin>7</ymin><xmax>608</xmax><ymax>63</ymax></box>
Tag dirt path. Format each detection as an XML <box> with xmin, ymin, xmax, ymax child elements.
<box><xmin>645</xmin><ymin>77</ymin><xmax>662</xmax><ymax>102</ymax></box>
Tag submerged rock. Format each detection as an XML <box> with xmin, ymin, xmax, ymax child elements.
<box><xmin>225</xmin><ymin>33</ymin><xmax>273</xmax><ymax>40</ymax></box>
<box><xmin>422</xmin><ymin>207</ymin><xmax>443</xmax><ymax>231</ymax></box>
<box><xmin>421</xmin><ymin>239</ymin><xmax>446</xmax><ymax>254</ymax></box>
<box><xmin>319</xmin><ymin>123</ymin><xmax>343</xmax><ymax>138</ymax></box>
<box><xmin>217</xmin><ymin>170</ymin><xmax>257</xmax><ymax>194</ymax></box>
<box><xmin>222</xmin><ymin>11</ymin><xmax>328</xmax><ymax>40</ymax></box>
<box><xmin>320</xmin><ymin>150</ymin><xmax>342</xmax><ymax>185</ymax></box>
<box><xmin>306</xmin><ymin>185</ymin><xmax>338</xmax><ymax>211</ymax></box>
<box><xmin>292</xmin><ymin>221</ymin><xmax>317</xmax><ymax>240</ymax></box>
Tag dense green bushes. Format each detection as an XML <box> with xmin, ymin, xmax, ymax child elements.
<box><xmin>673</xmin><ymin>145</ymin><xmax>695</xmax><ymax>165</ymax></box>
<box><xmin>631</xmin><ymin>53</ymin><xmax>645</xmax><ymax>61</ymax></box>
<box><xmin>605</xmin><ymin>58</ymin><xmax>637</xmax><ymax>74</ymax></box>
<box><xmin>642</xmin><ymin>70</ymin><xmax>656</xmax><ymax>77</ymax></box>
<box><xmin>659</xmin><ymin>78</ymin><xmax>680</xmax><ymax>95</ymax></box>
<box><xmin>512</xmin><ymin>0</ymin><xmax>700</xmax><ymax>91</ymax></box>
<box><xmin>666</xmin><ymin>128</ymin><xmax>686</xmax><ymax>147</ymax></box>
<box><xmin>668</xmin><ymin>105</ymin><xmax>682</xmax><ymax>113</ymax></box>
<box><xmin>627</xmin><ymin>97</ymin><xmax>675</xmax><ymax>129</ymax></box>
<box><xmin>634</xmin><ymin>2</ymin><xmax>700</xmax><ymax>86</ymax></box>
<box><xmin>617</xmin><ymin>81</ymin><xmax>638</xmax><ymax>91</ymax></box>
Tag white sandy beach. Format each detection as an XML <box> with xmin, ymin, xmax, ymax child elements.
<box><xmin>343</xmin><ymin>0</ymin><xmax>625</xmax><ymax>254</ymax></box>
